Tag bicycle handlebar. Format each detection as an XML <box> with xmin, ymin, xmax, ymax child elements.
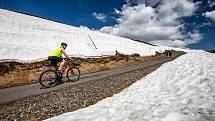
<box><xmin>63</xmin><ymin>58</ymin><xmax>73</xmax><ymax>61</ymax></box>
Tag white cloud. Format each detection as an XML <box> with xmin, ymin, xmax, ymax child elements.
<box><xmin>125</xmin><ymin>0</ymin><xmax>161</xmax><ymax>7</ymax></box>
<box><xmin>151</xmin><ymin>39</ymin><xmax>187</xmax><ymax>48</ymax></box>
<box><xmin>92</xmin><ymin>12</ymin><xmax>107</xmax><ymax>22</ymax></box>
<box><xmin>151</xmin><ymin>31</ymin><xmax>203</xmax><ymax>48</ymax></box>
<box><xmin>208</xmin><ymin>0</ymin><xmax>215</xmax><ymax>7</ymax></box>
<box><xmin>100</xmin><ymin>0</ymin><xmax>201</xmax><ymax>48</ymax></box>
<box><xmin>204</xmin><ymin>10</ymin><xmax>215</xmax><ymax>21</ymax></box>
<box><xmin>113</xmin><ymin>8</ymin><xmax>121</xmax><ymax>15</ymax></box>
<box><xmin>186</xmin><ymin>31</ymin><xmax>203</xmax><ymax>44</ymax></box>
<box><xmin>79</xmin><ymin>25</ymin><xmax>91</xmax><ymax>30</ymax></box>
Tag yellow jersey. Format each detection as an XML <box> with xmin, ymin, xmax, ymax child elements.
<box><xmin>48</xmin><ymin>47</ymin><xmax>63</xmax><ymax>57</ymax></box>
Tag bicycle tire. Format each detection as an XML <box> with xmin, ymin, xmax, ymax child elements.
<box><xmin>66</xmin><ymin>67</ymin><xmax>80</xmax><ymax>82</ymax></box>
<box><xmin>39</xmin><ymin>70</ymin><xmax>57</xmax><ymax>88</ymax></box>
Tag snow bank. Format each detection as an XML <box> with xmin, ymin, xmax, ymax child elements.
<box><xmin>0</xmin><ymin>9</ymin><xmax>169</xmax><ymax>61</ymax></box>
<box><xmin>45</xmin><ymin>51</ymin><xmax>215</xmax><ymax>121</ymax></box>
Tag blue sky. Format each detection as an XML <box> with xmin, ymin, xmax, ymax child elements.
<box><xmin>0</xmin><ymin>0</ymin><xmax>214</xmax><ymax>50</ymax></box>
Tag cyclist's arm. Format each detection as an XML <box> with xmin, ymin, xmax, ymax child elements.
<box><xmin>62</xmin><ymin>48</ymin><xmax>71</xmax><ymax>59</ymax></box>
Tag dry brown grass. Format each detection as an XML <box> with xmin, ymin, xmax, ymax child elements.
<box><xmin>207</xmin><ymin>50</ymin><xmax>215</xmax><ymax>53</ymax></box>
<box><xmin>0</xmin><ymin>52</ymin><xmax>169</xmax><ymax>89</ymax></box>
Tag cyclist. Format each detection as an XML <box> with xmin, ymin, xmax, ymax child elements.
<box><xmin>48</xmin><ymin>42</ymin><xmax>72</xmax><ymax>75</ymax></box>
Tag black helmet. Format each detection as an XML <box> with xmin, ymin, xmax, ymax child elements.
<box><xmin>61</xmin><ymin>42</ymin><xmax>68</xmax><ymax>46</ymax></box>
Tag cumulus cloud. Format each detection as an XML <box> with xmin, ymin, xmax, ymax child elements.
<box><xmin>92</xmin><ymin>12</ymin><xmax>107</xmax><ymax>22</ymax></box>
<box><xmin>100</xmin><ymin>0</ymin><xmax>201</xmax><ymax>48</ymax></box>
<box><xmin>204</xmin><ymin>10</ymin><xmax>215</xmax><ymax>21</ymax></box>
<box><xmin>151</xmin><ymin>31</ymin><xmax>203</xmax><ymax>48</ymax></box>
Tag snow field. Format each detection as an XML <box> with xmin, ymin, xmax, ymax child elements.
<box><xmin>0</xmin><ymin>9</ymin><xmax>168</xmax><ymax>61</ymax></box>
<box><xmin>45</xmin><ymin>51</ymin><xmax>215</xmax><ymax>121</ymax></box>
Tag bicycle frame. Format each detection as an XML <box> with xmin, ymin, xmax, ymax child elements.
<box><xmin>64</xmin><ymin>59</ymin><xmax>74</xmax><ymax>72</ymax></box>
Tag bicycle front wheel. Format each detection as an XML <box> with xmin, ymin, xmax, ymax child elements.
<box><xmin>39</xmin><ymin>70</ymin><xmax>57</xmax><ymax>88</ymax></box>
<box><xmin>66</xmin><ymin>67</ymin><xmax>80</xmax><ymax>82</ymax></box>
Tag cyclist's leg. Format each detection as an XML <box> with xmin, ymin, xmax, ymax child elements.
<box><xmin>58</xmin><ymin>58</ymin><xmax>65</xmax><ymax>71</ymax></box>
<box><xmin>63</xmin><ymin>62</ymin><xmax>70</xmax><ymax>75</ymax></box>
<box><xmin>55</xmin><ymin>57</ymin><xmax>64</xmax><ymax>83</ymax></box>
<box><xmin>64</xmin><ymin>67</ymin><xmax>68</xmax><ymax>75</ymax></box>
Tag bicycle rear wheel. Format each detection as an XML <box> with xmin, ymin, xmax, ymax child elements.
<box><xmin>66</xmin><ymin>67</ymin><xmax>80</xmax><ymax>82</ymax></box>
<box><xmin>39</xmin><ymin>70</ymin><xmax>57</xmax><ymax>88</ymax></box>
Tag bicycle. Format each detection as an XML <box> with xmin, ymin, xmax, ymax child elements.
<box><xmin>39</xmin><ymin>58</ymin><xmax>80</xmax><ymax>88</ymax></box>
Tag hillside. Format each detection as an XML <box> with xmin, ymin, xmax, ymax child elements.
<box><xmin>0</xmin><ymin>8</ymin><xmax>176</xmax><ymax>61</ymax></box>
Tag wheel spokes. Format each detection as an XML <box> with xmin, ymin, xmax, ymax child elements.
<box><xmin>67</xmin><ymin>67</ymin><xmax>80</xmax><ymax>81</ymax></box>
<box><xmin>40</xmin><ymin>70</ymin><xmax>57</xmax><ymax>87</ymax></box>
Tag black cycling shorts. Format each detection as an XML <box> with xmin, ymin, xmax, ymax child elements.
<box><xmin>48</xmin><ymin>56</ymin><xmax>63</xmax><ymax>62</ymax></box>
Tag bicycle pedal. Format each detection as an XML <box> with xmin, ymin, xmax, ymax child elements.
<box><xmin>56</xmin><ymin>80</ymin><xmax>64</xmax><ymax>85</ymax></box>
<box><xmin>49</xmin><ymin>81</ymin><xmax>56</xmax><ymax>85</ymax></box>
